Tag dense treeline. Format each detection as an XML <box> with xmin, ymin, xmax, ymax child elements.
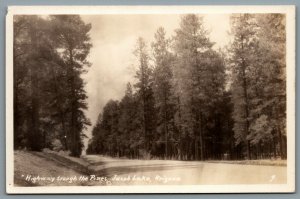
<box><xmin>13</xmin><ymin>14</ymin><xmax>286</xmax><ymax>160</ymax></box>
<box><xmin>87</xmin><ymin>14</ymin><xmax>287</xmax><ymax>160</ymax></box>
<box><xmin>13</xmin><ymin>15</ymin><xmax>91</xmax><ymax>157</ymax></box>
<box><xmin>230</xmin><ymin>14</ymin><xmax>287</xmax><ymax>159</ymax></box>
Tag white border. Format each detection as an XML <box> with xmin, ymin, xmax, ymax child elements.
<box><xmin>6</xmin><ymin>5</ymin><xmax>296</xmax><ymax>194</ymax></box>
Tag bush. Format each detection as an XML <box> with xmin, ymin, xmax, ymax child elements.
<box><xmin>52</xmin><ymin>139</ymin><xmax>63</xmax><ymax>152</ymax></box>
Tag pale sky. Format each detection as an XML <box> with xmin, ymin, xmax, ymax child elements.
<box><xmin>81</xmin><ymin>14</ymin><xmax>231</xmax><ymax>149</ymax></box>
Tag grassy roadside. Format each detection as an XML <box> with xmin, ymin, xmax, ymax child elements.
<box><xmin>206</xmin><ymin>159</ymin><xmax>287</xmax><ymax>167</ymax></box>
<box><xmin>14</xmin><ymin>150</ymin><xmax>94</xmax><ymax>186</ymax></box>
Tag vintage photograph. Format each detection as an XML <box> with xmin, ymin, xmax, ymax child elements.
<box><xmin>6</xmin><ymin>6</ymin><xmax>295</xmax><ymax>193</ymax></box>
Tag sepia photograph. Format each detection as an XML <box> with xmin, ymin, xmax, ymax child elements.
<box><xmin>6</xmin><ymin>6</ymin><xmax>295</xmax><ymax>193</ymax></box>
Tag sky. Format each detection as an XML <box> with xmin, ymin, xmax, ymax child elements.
<box><xmin>80</xmin><ymin>14</ymin><xmax>231</xmax><ymax>150</ymax></box>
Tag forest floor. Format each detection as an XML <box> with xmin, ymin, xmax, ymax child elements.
<box><xmin>14</xmin><ymin>150</ymin><xmax>287</xmax><ymax>186</ymax></box>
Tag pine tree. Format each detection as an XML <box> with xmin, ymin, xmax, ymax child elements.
<box><xmin>13</xmin><ymin>15</ymin><xmax>92</xmax><ymax>155</ymax></box>
<box><xmin>49</xmin><ymin>15</ymin><xmax>92</xmax><ymax>157</ymax></box>
<box><xmin>151</xmin><ymin>27</ymin><xmax>176</xmax><ymax>159</ymax></box>
<box><xmin>117</xmin><ymin>83</ymin><xmax>137</xmax><ymax>157</ymax></box>
<box><xmin>133</xmin><ymin>37</ymin><xmax>156</xmax><ymax>155</ymax></box>
<box><xmin>247</xmin><ymin>14</ymin><xmax>287</xmax><ymax>159</ymax></box>
<box><xmin>173</xmin><ymin>14</ymin><xmax>215</xmax><ymax>160</ymax></box>
<box><xmin>229</xmin><ymin>14</ymin><xmax>287</xmax><ymax>159</ymax></box>
<box><xmin>229</xmin><ymin>14</ymin><xmax>258</xmax><ymax>159</ymax></box>
<box><xmin>13</xmin><ymin>16</ymin><xmax>54</xmax><ymax>150</ymax></box>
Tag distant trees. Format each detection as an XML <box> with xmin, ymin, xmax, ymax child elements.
<box><xmin>13</xmin><ymin>15</ymin><xmax>91</xmax><ymax>157</ymax></box>
<box><xmin>86</xmin><ymin>85</ymin><xmax>144</xmax><ymax>158</ymax></box>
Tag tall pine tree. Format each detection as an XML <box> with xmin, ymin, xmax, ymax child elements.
<box><xmin>50</xmin><ymin>15</ymin><xmax>92</xmax><ymax>157</ymax></box>
<box><xmin>133</xmin><ymin>37</ymin><xmax>156</xmax><ymax>156</ymax></box>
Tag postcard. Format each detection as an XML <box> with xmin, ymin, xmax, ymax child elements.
<box><xmin>6</xmin><ymin>5</ymin><xmax>295</xmax><ymax>194</ymax></box>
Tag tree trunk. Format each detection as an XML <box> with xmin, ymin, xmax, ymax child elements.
<box><xmin>29</xmin><ymin>27</ymin><xmax>42</xmax><ymax>151</ymax></box>
<box><xmin>242</xmin><ymin>59</ymin><xmax>251</xmax><ymax>160</ymax></box>
<box><xmin>277</xmin><ymin>126</ymin><xmax>284</xmax><ymax>159</ymax></box>
<box><xmin>164</xmin><ymin>92</ymin><xmax>168</xmax><ymax>159</ymax></box>
<box><xmin>199</xmin><ymin>112</ymin><xmax>204</xmax><ymax>160</ymax></box>
<box><xmin>69</xmin><ymin>49</ymin><xmax>79</xmax><ymax>157</ymax></box>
